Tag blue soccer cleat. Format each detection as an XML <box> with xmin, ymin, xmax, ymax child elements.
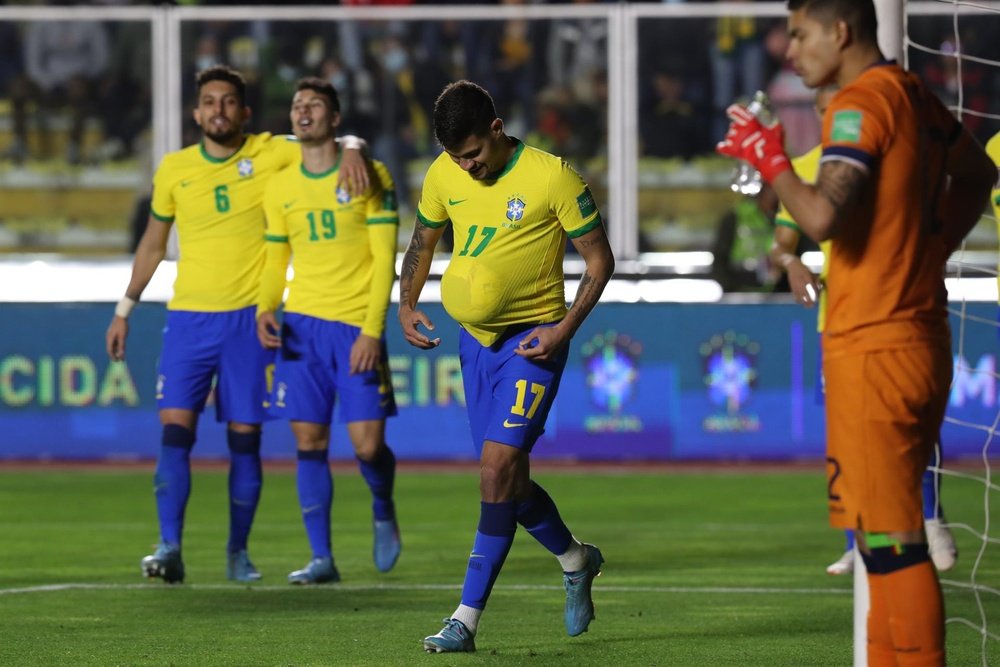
<box><xmin>226</xmin><ymin>549</ymin><xmax>262</xmax><ymax>582</ymax></box>
<box><xmin>141</xmin><ymin>543</ymin><xmax>185</xmax><ymax>584</ymax></box>
<box><xmin>287</xmin><ymin>557</ymin><xmax>341</xmax><ymax>585</ymax></box>
<box><xmin>423</xmin><ymin>618</ymin><xmax>476</xmax><ymax>653</ymax></box>
<box><xmin>563</xmin><ymin>543</ymin><xmax>604</xmax><ymax>636</ymax></box>
<box><xmin>373</xmin><ymin>518</ymin><xmax>402</xmax><ymax>573</ymax></box>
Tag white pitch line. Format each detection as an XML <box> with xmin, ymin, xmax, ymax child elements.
<box><xmin>1</xmin><ymin>582</ymin><xmax>855</xmax><ymax>596</ymax></box>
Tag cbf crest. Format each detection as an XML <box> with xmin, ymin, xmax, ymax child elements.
<box><xmin>237</xmin><ymin>158</ymin><xmax>254</xmax><ymax>177</ymax></box>
<box><xmin>506</xmin><ymin>195</ymin><xmax>525</xmax><ymax>222</ymax></box>
<box><xmin>336</xmin><ymin>186</ymin><xmax>351</xmax><ymax>205</ymax></box>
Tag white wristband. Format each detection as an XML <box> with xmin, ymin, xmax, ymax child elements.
<box><xmin>115</xmin><ymin>296</ymin><xmax>137</xmax><ymax>319</ymax></box>
<box><xmin>340</xmin><ymin>135</ymin><xmax>363</xmax><ymax>151</ymax></box>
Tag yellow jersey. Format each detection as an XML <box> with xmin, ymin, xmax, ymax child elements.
<box><xmin>151</xmin><ymin>133</ymin><xmax>300</xmax><ymax>312</ymax></box>
<box><xmin>774</xmin><ymin>145</ymin><xmax>831</xmax><ymax>332</ymax></box>
<box><xmin>259</xmin><ymin>158</ymin><xmax>399</xmax><ymax>338</ymax></box>
<box><xmin>986</xmin><ymin>131</ymin><xmax>1000</xmax><ymax>298</ymax></box>
<box><xmin>417</xmin><ymin>140</ymin><xmax>602</xmax><ymax>346</ymax></box>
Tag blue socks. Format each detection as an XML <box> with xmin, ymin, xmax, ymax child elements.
<box><xmin>227</xmin><ymin>430</ymin><xmax>262</xmax><ymax>554</ymax></box>
<box><xmin>155</xmin><ymin>424</ymin><xmax>195</xmax><ymax>547</ymax></box>
<box><xmin>357</xmin><ymin>446</ymin><xmax>396</xmax><ymax>521</ymax></box>
<box><xmin>922</xmin><ymin>457</ymin><xmax>942</xmax><ymax>520</ymax></box>
<box><xmin>297</xmin><ymin>449</ymin><xmax>333</xmax><ymax>559</ymax></box>
<box><xmin>516</xmin><ymin>481</ymin><xmax>573</xmax><ymax>555</ymax></box>
<box><xmin>460</xmin><ymin>501</ymin><xmax>517</xmax><ymax>609</ymax></box>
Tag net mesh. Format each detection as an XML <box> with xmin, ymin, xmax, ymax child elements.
<box><xmin>905</xmin><ymin>1</ymin><xmax>1000</xmax><ymax>663</ymax></box>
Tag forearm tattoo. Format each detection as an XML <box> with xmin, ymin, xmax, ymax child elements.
<box><xmin>399</xmin><ymin>221</ymin><xmax>435</xmax><ymax>306</ymax></box>
<box><xmin>818</xmin><ymin>161</ymin><xmax>866</xmax><ymax>216</ymax></box>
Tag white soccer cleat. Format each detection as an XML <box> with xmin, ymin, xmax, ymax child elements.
<box><xmin>926</xmin><ymin>518</ymin><xmax>958</xmax><ymax>572</ymax></box>
<box><xmin>826</xmin><ymin>549</ymin><xmax>854</xmax><ymax>576</ymax></box>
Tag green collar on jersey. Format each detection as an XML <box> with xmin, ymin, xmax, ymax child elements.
<box><xmin>300</xmin><ymin>149</ymin><xmax>343</xmax><ymax>180</ymax></box>
<box><xmin>199</xmin><ymin>136</ymin><xmax>248</xmax><ymax>163</ymax></box>
<box><xmin>486</xmin><ymin>138</ymin><xmax>525</xmax><ymax>180</ymax></box>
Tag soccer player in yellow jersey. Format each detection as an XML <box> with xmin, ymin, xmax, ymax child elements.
<box><xmin>399</xmin><ymin>81</ymin><xmax>615</xmax><ymax>653</ymax></box>
<box><xmin>104</xmin><ymin>66</ymin><xmax>369</xmax><ymax>584</ymax></box>
<box><xmin>256</xmin><ymin>78</ymin><xmax>401</xmax><ymax>584</ymax></box>
<box><xmin>988</xmin><ymin>131</ymin><xmax>1000</xmax><ymax>303</ymax></box>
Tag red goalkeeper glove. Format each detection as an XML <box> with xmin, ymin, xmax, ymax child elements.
<box><xmin>716</xmin><ymin>104</ymin><xmax>792</xmax><ymax>184</ymax></box>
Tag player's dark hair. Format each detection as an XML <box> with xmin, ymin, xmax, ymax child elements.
<box><xmin>295</xmin><ymin>76</ymin><xmax>341</xmax><ymax>115</ymax></box>
<box><xmin>787</xmin><ymin>0</ymin><xmax>878</xmax><ymax>45</ymax></box>
<box><xmin>195</xmin><ymin>65</ymin><xmax>247</xmax><ymax>106</ymax></box>
<box><xmin>433</xmin><ymin>80</ymin><xmax>497</xmax><ymax>149</ymax></box>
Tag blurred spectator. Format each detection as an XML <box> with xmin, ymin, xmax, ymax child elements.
<box><xmin>547</xmin><ymin>5</ymin><xmax>608</xmax><ymax>108</ymax></box>
<box><xmin>528</xmin><ymin>84</ymin><xmax>600</xmax><ymax>163</ymax></box>
<box><xmin>711</xmin><ymin>185</ymin><xmax>780</xmax><ymax>293</ymax></box>
<box><xmin>96</xmin><ymin>23</ymin><xmax>152</xmax><ymax>162</ymax></box>
<box><xmin>641</xmin><ymin>69</ymin><xmax>701</xmax><ymax>159</ymax></box>
<box><xmin>8</xmin><ymin>20</ymin><xmax>110</xmax><ymax>164</ymax></box>
<box><xmin>479</xmin><ymin>1</ymin><xmax>542</xmax><ymax>137</ymax></box>
<box><xmin>710</xmin><ymin>4</ymin><xmax>766</xmax><ymax>144</ymax></box>
<box><xmin>923</xmin><ymin>39</ymin><xmax>990</xmax><ymax>140</ymax></box>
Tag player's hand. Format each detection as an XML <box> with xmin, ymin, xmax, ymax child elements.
<box><xmin>257</xmin><ymin>311</ymin><xmax>282</xmax><ymax>349</ymax></box>
<box><xmin>399</xmin><ymin>304</ymin><xmax>440</xmax><ymax>349</ymax></box>
<box><xmin>515</xmin><ymin>325</ymin><xmax>569</xmax><ymax>361</ymax></box>
<box><xmin>338</xmin><ymin>143</ymin><xmax>371</xmax><ymax>197</ymax></box>
<box><xmin>106</xmin><ymin>316</ymin><xmax>129</xmax><ymax>361</ymax></box>
<box><xmin>716</xmin><ymin>104</ymin><xmax>791</xmax><ymax>183</ymax></box>
<box><xmin>785</xmin><ymin>258</ymin><xmax>821</xmax><ymax>308</ymax></box>
<box><xmin>349</xmin><ymin>334</ymin><xmax>381</xmax><ymax>374</ymax></box>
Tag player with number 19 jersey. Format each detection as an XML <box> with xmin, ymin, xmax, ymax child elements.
<box><xmin>258</xmin><ymin>157</ymin><xmax>400</xmax><ymax>424</ymax></box>
<box><xmin>417</xmin><ymin>140</ymin><xmax>602</xmax><ymax>347</ymax></box>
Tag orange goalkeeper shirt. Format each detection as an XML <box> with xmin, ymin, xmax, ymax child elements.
<box><xmin>820</xmin><ymin>61</ymin><xmax>960</xmax><ymax>355</ymax></box>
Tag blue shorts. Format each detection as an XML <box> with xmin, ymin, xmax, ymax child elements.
<box><xmin>157</xmin><ymin>307</ymin><xmax>275</xmax><ymax>424</ymax></box>
<box><xmin>459</xmin><ymin>322</ymin><xmax>567</xmax><ymax>454</ymax></box>
<box><xmin>269</xmin><ymin>313</ymin><xmax>397</xmax><ymax>424</ymax></box>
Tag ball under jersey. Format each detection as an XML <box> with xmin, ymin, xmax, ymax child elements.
<box><xmin>417</xmin><ymin>140</ymin><xmax>602</xmax><ymax>347</ymax></box>
<box><xmin>259</xmin><ymin>158</ymin><xmax>399</xmax><ymax>338</ymax></box>
<box><xmin>986</xmin><ymin>131</ymin><xmax>1000</xmax><ymax>297</ymax></box>
<box><xmin>150</xmin><ymin>133</ymin><xmax>300</xmax><ymax>312</ymax></box>
<box><xmin>774</xmin><ymin>145</ymin><xmax>832</xmax><ymax>332</ymax></box>
<box><xmin>820</xmin><ymin>61</ymin><xmax>961</xmax><ymax>354</ymax></box>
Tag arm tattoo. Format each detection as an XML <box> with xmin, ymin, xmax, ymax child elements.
<box><xmin>399</xmin><ymin>221</ymin><xmax>436</xmax><ymax>306</ymax></box>
<box><xmin>818</xmin><ymin>161</ymin><xmax>866</xmax><ymax>216</ymax></box>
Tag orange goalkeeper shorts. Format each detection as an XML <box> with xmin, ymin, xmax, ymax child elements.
<box><xmin>824</xmin><ymin>343</ymin><xmax>952</xmax><ymax>533</ymax></box>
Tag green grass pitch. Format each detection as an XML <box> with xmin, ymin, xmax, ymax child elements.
<box><xmin>0</xmin><ymin>466</ymin><xmax>996</xmax><ymax>666</ymax></box>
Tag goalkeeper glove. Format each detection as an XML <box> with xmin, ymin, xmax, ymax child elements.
<box><xmin>716</xmin><ymin>104</ymin><xmax>792</xmax><ymax>184</ymax></box>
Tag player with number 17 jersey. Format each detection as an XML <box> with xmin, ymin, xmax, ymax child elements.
<box><xmin>417</xmin><ymin>141</ymin><xmax>602</xmax><ymax>348</ymax></box>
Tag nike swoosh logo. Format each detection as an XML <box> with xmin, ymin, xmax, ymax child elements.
<box><xmin>180</xmin><ymin>180</ymin><xmax>192</xmax><ymax>188</ymax></box>
<box><xmin>283</xmin><ymin>200</ymin><xmax>297</xmax><ymax>209</ymax></box>
<box><xmin>379</xmin><ymin>398</ymin><xmax>392</xmax><ymax>407</ymax></box>
<box><xmin>448</xmin><ymin>198</ymin><xmax>468</xmax><ymax>206</ymax></box>
<box><xmin>503</xmin><ymin>418</ymin><xmax>527</xmax><ymax>428</ymax></box>
<box><xmin>301</xmin><ymin>504</ymin><xmax>322</xmax><ymax>514</ymax></box>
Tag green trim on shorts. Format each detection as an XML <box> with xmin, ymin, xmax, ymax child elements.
<box><xmin>865</xmin><ymin>533</ymin><xmax>903</xmax><ymax>550</ymax></box>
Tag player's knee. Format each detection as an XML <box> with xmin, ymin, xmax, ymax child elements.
<box><xmin>861</xmin><ymin>532</ymin><xmax>931</xmax><ymax>574</ymax></box>
<box><xmin>349</xmin><ymin>428</ymin><xmax>383</xmax><ymax>461</ymax></box>
<box><xmin>162</xmin><ymin>423</ymin><xmax>195</xmax><ymax>450</ymax></box>
<box><xmin>227</xmin><ymin>429</ymin><xmax>261</xmax><ymax>455</ymax></box>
